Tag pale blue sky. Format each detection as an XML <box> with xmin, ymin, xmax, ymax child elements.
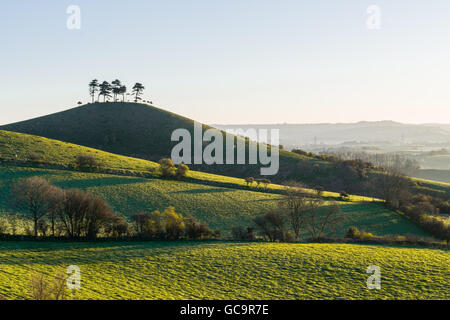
<box><xmin>1</xmin><ymin>0</ymin><xmax>450</xmax><ymax>125</ymax></box>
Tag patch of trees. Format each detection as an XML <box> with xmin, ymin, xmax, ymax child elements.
<box><xmin>11</xmin><ymin>177</ymin><xmax>128</xmax><ymax>239</ymax></box>
<box><xmin>344</xmin><ymin>226</ymin><xmax>446</xmax><ymax>247</ymax></box>
<box><xmin>75</xmin><ymin>154</ymin><xmax>104</xmax><ymax>170</ymax></box>
<box><xmin>157</xmin><ymin>158</ymin><xmax>189</xmax><ymax>179</ymax></box>
<box><xmin>320</xmin><ymin>148</ymin><xmax>420</xmax><ymax>176</ymax></box>
<box><xmin>235</xmin><ymin>183</ymin><xmax>344</xmax><ymax>242</ymax></box>
<box><xmin>7</xmin><ymin>177</ymin><xmax>219</xmax><ymax>241</ymax></box>
<box><xmin>131</xmin><ymin>206</ymin><xmax>219</xmax><ymax>240</ymax></box>
<box><xmin>88</xmin><ymin>79</ymin><xmax>146</xmax><ymax>103</ymax></box>
<box><xmin>373</xmin><ymin>171</ymin><xmax>450</xmax><ymax>243</ymax></box>
<box><xmin>29</xmin><ymin>272</ymin><xmax>68</xmax><ymax>300</ymax></box>
<box><xmin>244</xmin><ymin>177</ymin><xmax>271</xmax><ymax>189</ymax></box>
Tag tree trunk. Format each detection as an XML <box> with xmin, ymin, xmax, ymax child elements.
<box><xmin>34</xmin><ymin>219</ymin><xmax>38</xmax><ymax>237</ymax></box>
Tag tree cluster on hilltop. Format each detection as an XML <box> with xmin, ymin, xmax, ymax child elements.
<box><xmin>88</xmin><ymin>79</ymin><xmax>147</xmax><ymax>103</ymax></box>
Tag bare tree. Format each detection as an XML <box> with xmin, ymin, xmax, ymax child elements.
<box><xmin>11</xmin><ymin>177</ymin><xmax>53</xmax><ymax>237</ymax></box>
<box><xmin>254</xmin><ymin>210</ymin><xmax>286</xmax><ymax>242</ymax></box>
<box><xmin>56</xmin><ymin>189</ymin><xmax>114</xmax><ymax>238</ymax></box>
<box><xmin>375</xmin><ymin>171</ymin><xmax>413</xmax><ymax>209</ymax></box>
<box><xmin>29</xmin><ymin>272</ymin><xmax>68</xmax><ymax>300</ymax></box>
<box><xmin>304</xmin><ymin>201</ymin><xmax>343</xmax><ymax>239</ymax></box>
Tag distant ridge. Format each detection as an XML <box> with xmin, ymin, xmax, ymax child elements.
<box><xmin>212</xmin><ymin>121</ymin><xmax>450</xmax><ymax>146</ymax></box>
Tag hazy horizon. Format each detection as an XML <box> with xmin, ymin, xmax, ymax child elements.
<box><xmin>2</xmin><ymin>0</ymin><xmax>450</xmax><ymax>125</ymax></box>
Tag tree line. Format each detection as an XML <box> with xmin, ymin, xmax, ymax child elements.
<box><xmin>6</xmin><ymin>176</ymin><xmax>216</xmax><ymax>240</ymax></box>
<box><xmin>233</xmin><ymin>182</ymin><xmax>344</xmax><ymax>242</ymax></box>
<box><xmin>88</xmin><ymin>79</ymin><xmax>146</xmax><ymax>103</ymax></box>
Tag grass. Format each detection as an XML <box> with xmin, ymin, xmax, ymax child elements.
<box><xmin>0</xmin><ymin>241</ymin><xmax>448</xmax><ymax>300</ymax></box>
<box><xmin>0</xmin><ymin>102</ymin><xmax>388</xmax><ymax>194</ymax></box>
<box><xmin>0</xmin><ymin>166</ymin><xmax>429</xmax><ymax>238</ymax></box>
<box><xmin>0</xmin><ymin>129</ymin><xmax>159</xmax><ymax>172</ymax></box>
<box><xmin>413</xmin><ymin>169</ymin><xmax>450</xmax><ymax>185</ymax></box>
<box><xmin>0</xmin><ymin>129</ymin><xmax>307</xmax><ymax>195</ymax></box>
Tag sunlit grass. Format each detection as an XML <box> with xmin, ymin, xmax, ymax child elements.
<box><xmin>0</xmin><ymin>166</ymin><xmax>428</xmax><ymax>237</ymax></box>
<box><xmin>0</xmin><ymin>241</ymin><xmax>448</xmax><ymax>300</ymax></box>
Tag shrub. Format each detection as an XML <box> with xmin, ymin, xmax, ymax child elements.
<box><xmin>244</xmin><ymin>177</ymin><xmax>254</xmax><ymax>187</ymax></box>
<box><xmin>345</xmin><ymin>226</ymin><xmax>360</xmax><ymax>239</ymax></box>
<box><xmin>254</xmin><ymin>211</ymin><xmax>286</xmax><ymax>242</ymax></box>
<box><xmin>29</xmin><ymin>272</ymin><xmax>68</xmax><ymax>300</ymax></box>
<box><xmin>158</xmin><ymin>158</ymin><xmax>177</xmax><ymax>178</ymax></box>
<box><xmin>340</xmin><ymin>191</ymin><xmax>350</xmax><ymax>200</ymax></box>
<box><xmin>163</xmin><ymin>206</ymin><xmax>185</xmax><ymax>240</ymax></box>
<box><xmin>75</xmin><ymin>154</ymin><xmax>102</xmax><ymax>170</ymax></box>
<box><xmin>28</xmin><ymin>152</ymin><xmax>42</xmax><ymax>162</ymax></box>
<box><xmin>184</xmin><ymin>217</ymin><xmax>215</xmax><ymax>240</ymax></box>
<box><xmin>176</xmin><ymin>163</ymin><xmax>190</xmax><ymax>178</ymax></box>
<box><xmin>315</xmin><ymin>186</ymin><xmax>325</xmax><ymax>197</ymax></box>
<box><xmin>105</xmin><ymin>213</ymin><xmax>129</xmax><ymax>237</ymax></box>
<box><xmin>231</xmin><ymin>226</ymin><xmax>255</xmax><ymax>240</ymax></box>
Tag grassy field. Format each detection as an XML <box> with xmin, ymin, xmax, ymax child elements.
<box><xmin>0</xmin><ymin>166</ymin><xmax>429</xmax><ymax>238</ymax></box>
<box><xmin>413</xmin><ymin>169</ymin><xmax>450</xmax><ymax>184</ymax></box>
<box><xmin>0</xmin><ymin>241</ymin><xmax>448</xmax><ymax>300</ymax></box>
<box><xmin>0</xmin><ymin>130</ymin><xmax>302</xmax><ymax>195</ymax></box>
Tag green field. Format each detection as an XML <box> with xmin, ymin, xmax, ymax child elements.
<box><xmin>413</xmin><ymin>169</ymin><xmax>450</xmax><ymax>184</ymax></box>
<box><xmin>0</xmin><ymin>166</ymin><xmax>429</xmax><ymax>237</ymax></box>
<box><xmin>0</xmin><ymin>241</ymin><xmax>448</xmax><ymax>300</ymax></box>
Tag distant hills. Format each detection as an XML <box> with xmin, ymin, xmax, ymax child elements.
<box><xmin>212</xmin><ymin>121</ymin><xmax>450</xmax><ymax>148</ymax></box>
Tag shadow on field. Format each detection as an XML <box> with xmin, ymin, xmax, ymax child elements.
<box><xmin>0</xmin><ymin>241</ymin><xmax>237</xmax><ymax>266</ymax></box>
<box><xmin>53</xmin><ymin>177</ymin><xmax>147</xmax><ymax>189</ymax></box>
<box><xmin>170</xmin><ymin>188</ymin><xmax>234</xmax><ymax>194</ymax></box>
<box><xmin>250</xmin><ymin>197</ymin><xmax>284</xmax><ymax>202</ymax></box>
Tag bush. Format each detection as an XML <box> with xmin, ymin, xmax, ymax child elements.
<box><xmin>158</xmin><ymin>158</ymin><xmax>177</xmax><ymax>178</ymax></box>
<box><xmin>163</xmin><ymin>206</ymin><xmax>185</xmax><ymax>240</ymax></box>
<box><xmin>131</xmin><ymin>211</ymin><xmax>164</xmax><ymax>238</ymax></box>
<box><xmin>231</xmin><ymin>226</ymin><xmax>255</xmax><ymax>240</ymax></box>
<box><xmin>105</xmin><ymin>213</ymin><xmax>129</xmax><ymax>237</ymax></box>
<box><xmin>244</xmin><ymin>177</ymin><xmax>254</xmax><ymax>187</ymax></box>
<box><xmin>254</xmin><ymin>211</ymin><xmax>286</xmax><ymax>242</ymax></box>
<box><xmin>185</xmin><ymin>217</ymin><xmax>215</xmax><ymax>240</ymax></box>
<box><xmin>29</xmin><ymin>272</ymin><xmax>68</xmax><ymax>300</ymax></box>
<box><xmin>345</xmin><ymin>226</ymin><xmax>360</xmax><ymax>239</ymax></box>
<box><xmin>75</xmin><ymin>154</ymin><xmax>102</xmax><ymax>170</ymax></box>
<box><xmin>340</xmin><ymin>191</ymin><xmax>350</xmax><ymax>200</ymax></box>
<box><xmin>28</xmin><ymin>152</ymin><xmax>42</xmax><ymax>162</ymax></box>
<box><xmin>176</xmin><ymin>163</ymin><xmax>189</xmax><ymax>178</ymax></box>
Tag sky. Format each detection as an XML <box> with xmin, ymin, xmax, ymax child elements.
<box><xmin>1</xmin><ymin>0</ymin><xmax>450</xmax><ymax>125</ymax></box>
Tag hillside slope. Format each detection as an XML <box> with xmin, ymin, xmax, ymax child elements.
<box><xmin>1</xmin><ymin>103</ymin><xmax>448</xmax><ymax>199</ymax></box>
<box><xmin>0</xmin><ymin>103</ymin><xmax>328</xmax><ymax>182</ymax></box>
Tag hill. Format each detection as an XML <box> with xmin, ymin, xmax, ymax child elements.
<box><xmin>2</xmin><ymin>102</ymin><xmax>448</xmax><ymax>200</ymax></box>
<box><xmin>0</xmin><ymin>241</ymin><xmax>448</xmax><ymax>300</ymax></box>
<box><xmin>0</xmin><ymin>103</ymin><xmax>341</xmax><ymax>186</ymax></box>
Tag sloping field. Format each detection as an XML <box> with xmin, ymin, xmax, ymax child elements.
<box><xmin>0</xmin><ymin>166</ymin><xmax>428</xmax><ymax>237</ymax></box>
<box><xmin>413</xmin><ymin>169</ymin><xmax>450</xmax><ymax>185</ymax></box>
<box><xmin>0</xmin><ymin>241</ymin><xmax>448</xmax><ymax>300</ymax></box>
